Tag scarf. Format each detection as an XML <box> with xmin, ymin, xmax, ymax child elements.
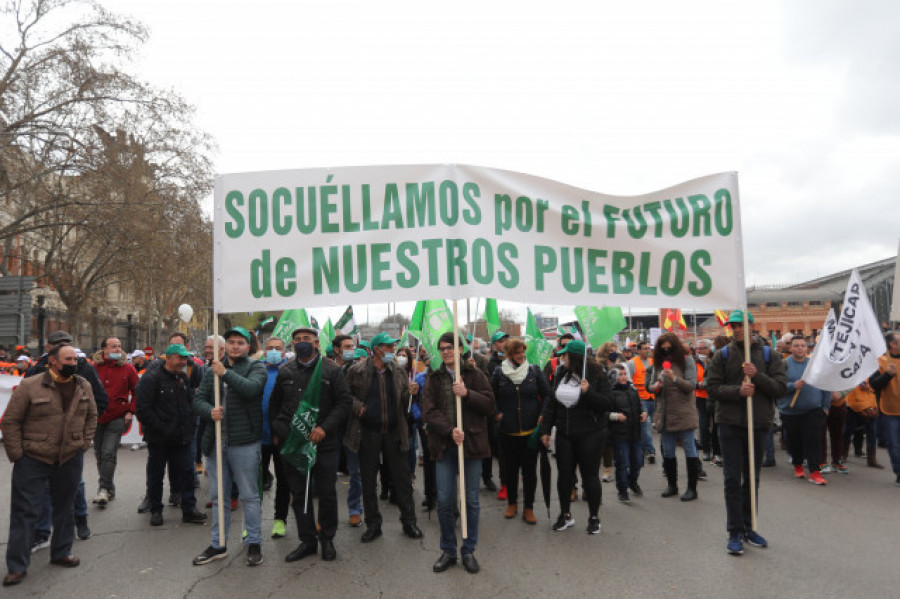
<box><xmin>501</xmin><ymin>360</ymin><xmax>529</xmax><ymax>385</ymax></box>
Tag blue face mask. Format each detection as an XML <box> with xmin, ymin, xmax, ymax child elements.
<box><xmin>294</xmin><ymin>342</ymin><xmax>315</xmax><ymax>360</ymax></box>
<box><xmin>342</xmin><ymin>350</ymin><xmax>355</xmax><ymax>362</ymax></box>
<box><xmin>108</xmin><ymin>352</ymin><xmax>122</xmax><ymax>361</ymax></box>
<box><xmin>382</xmin><ymin>352</ymin><xmax>396</xmax><ymax>364</ymax></box>
<box><xmin>265</xmin><ymin>350</ymin><xmax>283</xmax><ymax>365</ymax></box>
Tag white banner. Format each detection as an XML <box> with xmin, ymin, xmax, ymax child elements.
<box><xmin>214</xmin><ymin>166</ymin><xmax>745</xmax><ymax>312</ymax></box>
<box><xmin>891</xmin><ymin>239</ymin><xmax>900</xmax><ymax>322</ymax></box>
<box><xmin>804</xmin><ymin>269</ymin><xmax>887</xmax><ymax>392</ymax></box>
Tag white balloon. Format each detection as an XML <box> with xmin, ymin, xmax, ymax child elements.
<box><xmin>178</xmin><ymin>303</ymin><xmax>194</xmax><ymax>323</ymax></box>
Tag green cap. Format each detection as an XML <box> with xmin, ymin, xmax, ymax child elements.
<box><xmin>353</xmin><ymin>348</ymin><xmax>368</xmax><ymax>359</ymax></box>
<box><xmin>370</xmin><ymin>331</ymin><xmax>399</xmax><ymax>347</ymax></box>
<box><xmin>557</xmin><ymin>339</ymin><xmax>586</xmax><ymax>356</ymax></box>
<box><xmin>165</xmin><ymin>343</ymin><xmax>193</xmax><ymax>358</ymax></box>
<box><xmin>224</xmin><ymin>326</ymin><xmax>251</xmax><ymax>343</ymax></box>
<box><xmin>490</xmin><ymin>330</ymin><xmax>510</xmax><ymax>344</ymax></box>
<box><xmin>726</xmin><ymin>310</ymin><xmax>754</xmax><ymax>325</ymax></box>
<box><xmin>466</xmin><ymin>334</ymin><xmax>474</xmax><ymax>343</ymax></box>
<box><xmin>358</xmin><ymin>340</ymin><xmax>371</xmax><ymax>349</ymax></box>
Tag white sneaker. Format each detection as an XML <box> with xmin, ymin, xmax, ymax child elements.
<box><xmin>819</xmin><ymin>464</ymin><xmax>835</xmax><ymax>474</ymax></box>
<box><xmin>93</xmin><ymin>489</ymin><xmax>109</xmax><ymax>505</ymax></box>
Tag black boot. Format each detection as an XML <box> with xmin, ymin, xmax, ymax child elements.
<box><xmin>681</xmin><ymin>457</ymin><xmax>699</xmax><ymax>501</ymax></box>
<box><xmin>661</xmin><ymin>457</ymin><xmax>678</xmax><ymax>497</ymax></box>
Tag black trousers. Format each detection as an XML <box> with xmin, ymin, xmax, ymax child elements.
<box><xmin>556</xmin><ymin>429</ymin><xmax>605</xmax><ymax>517</ymax></box>
<box><xmin>783</xmin><ymin>409</ymin><xmax>825</xmax><ymax>472</ymax></box>
<box><xmin>500</xmin><ymin>433</ymin><xmax>538</xmax><ymax>508</ymax></box>
<box><xmin>146</xmin><ymin>443</ymin><xmax>196</xmax><ymax>514</ymax></box>
<box><xmin>359</xmin><ymin>428</ymin><xmax>416</xmax><ymax>528</ymax></box>
<box><xmin>261</xmin><ymin>444</ymin><xmax>290</xmax><ymax>521</ymax></box>
<box><xmin>718</xmin><ymin>424</ymin><xmax>766</xmax><ymax>534</ymax></box>
<box><xmin>417</xmin><ymin>422</ymin><xmax>436</xmax><ymax>500</ymax></box>
<box><xmin>283</xmin><ymin>444</ymin><xmax>339</xmax><ymax>544</ymax></box>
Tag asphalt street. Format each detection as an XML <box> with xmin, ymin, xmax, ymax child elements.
<box><xmin>1</xmin><ymin>440</ymin><xmax>897</xmax><ymax>598</ymax></box>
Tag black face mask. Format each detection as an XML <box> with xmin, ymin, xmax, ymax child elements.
<box><xmin>294</xmin><ymin>341</ymin><xmax>315</xmax><ymax>360</ymax></box>
<box><xmin>60</xmin><ymin>364</ymin><xmax>78</xmax><ymax>378</ymax></box>
<box><xmin>662</xmin><ymin>347</ymin><xmax>673</xmax><ymax>355</ymax></box>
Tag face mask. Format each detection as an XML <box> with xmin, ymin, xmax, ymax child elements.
<box><xmin>60</xmin><ymin>364</ymin><xmax>78</xmax><ymax>378</ymax></box>
<box><xmin>497</xmin><ymin>351</ymin><xmax>505</xmax><ymax>358</ymax></box>
<box><xmin>266</xmin><ymin>350</ymin><xmax>283</xmax><ymax>365</ymax></box>
<box><xmin>382</xmin><ymin>352</ymin><xmax>396</xmax><ymax>364</ymax></box>
<box><xmin>342</xmin><ymin>350</ymin><xmax>355</xmax><ymax>362</ymax></box>
<box><xmin>108</xmin><ymin>352</ymin><xmax>122</xmax><ymax>361</ymax></box>
<box><xmin>662</xmin><ymin>347</ymin><xmax>672</xmax><ymax>355</ymax></box>
<box><xmin>608</xmin><ymin>352</ymin><xmax>619</xmax><ymax>362</ymax></box>
<box><xmin>396</xmin><ymin>355</ymin><xmax>408</xmax><ymax>367</ymax></box>
<box><xmin>294</xmin><ymin>342</ymin><xmax>314</xmax><ymax>360</ymax></box>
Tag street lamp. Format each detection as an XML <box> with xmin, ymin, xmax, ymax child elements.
<box><xmin>36</xmin><ymin>295</ymin><xmax>46</xmax><ymax>354</ymax></box>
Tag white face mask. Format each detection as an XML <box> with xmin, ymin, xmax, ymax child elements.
<box><xmin>396</xmin><ymin>355</ymin><xmax>408</xmax><ymax>368</ymax></box>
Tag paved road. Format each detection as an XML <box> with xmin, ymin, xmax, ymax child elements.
<box><xmin>1</xmin><ymin>443</ymin><xmax>897</xmax><ymax>598</ymax></box>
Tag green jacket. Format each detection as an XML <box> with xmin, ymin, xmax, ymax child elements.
<box><xmin>193</xmin><ymin>355</ymin><xmax>267</xmax><ymax>454</ymax></box>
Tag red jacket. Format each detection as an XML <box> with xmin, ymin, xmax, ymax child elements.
<box><xmin>93</xmin><ymin>351</ymin><xmax>139</xmax><ymax>424</ymax></box>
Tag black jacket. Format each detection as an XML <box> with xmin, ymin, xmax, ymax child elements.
<box><xmin>608</xmin><ymin>384</ymin><xmax>643</xmax><ymax>441</ymax></box>
<box><xmin>136</xmin><ymin>365</ymin><xmax>194</xmax><ymax>446</ymax></box>
<box><xmin>25</xmin><ymin>354</ymin><xmax>109</xmax><ymax>417</ymax></box>
<box><xmin>539</xmin><ymin>364</ymin><xmax>612</xmax><ymax>438</ymax></box>
<box><xmin>269</xmin><ymin>354</ymin><xmax>352</xmax><ymax>452</ymax></box>
<box><xmin>491</xmin><ymin>363</ymin><xmax>552</xmax><ymax>435</ymax></box>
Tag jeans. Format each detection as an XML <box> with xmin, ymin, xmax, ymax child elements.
<box><xmin>261</xmin><ymin>444</ymin><xmax>290</xmax><ymax>521</ymax></box>
<box><xmin>282</xmin><ymin>443</ymin><xmax>339</xmax><ymax>544</ymax></box>
<box><xmin>660</xmin><ymin>429</ymin><xmax>699</xmax><ymax>458</ymax></box>
<box><xmin>881</xmin><ymin>414</ymin><xmax>900</xmax><ymax>476</ymax></box>
<box><xmin>94</xmin><ymin>417</ymin><xmax>126</xmax><ymax>494</ymax></box>
<box><xmin>359</xmin><ymin>429</ymin><xmax>416</xmax><ymax>528</ymax></box>
<box><xmin>344</xmin><ymin>447</ymin><xmax>363</xmax><ymax>516</ymax></box>
<box><xmin>146</xmin><ymin>443</ymin><xmax>196</xmax><ymax>514</ymax></box>
<box><xmin>764</xmin><ymin>429</ymin><xmax>775</xmax><ymax>461</ymax></box>
<box><xmin>640</xmin><ymin>400</ymin><xmax>656</xmax><ymax>455</ymax></box>
<box><xmin>435</xmin><ymin>453</ymin><xmax>481</xmax><ymax>557</ymax></box>
<box><xmin>718</xmin><ymin>424</ymin><xmax>765</xmax><ymax>534</ymax></box>
<box><xmin>499</xmin><ymin>433</ymin><xmax>538</xmax><ymax>508</ymax></box>
<box><xmin>36</xmin><ymin>479</ymin><xmax>87</xmax><ymax>538</ymax></box>
<box><xmin>782</xmin><ymin>409</ymin><xmax>825</xmax><ymax>472</ymax></box>
<box><xmin>6</xmin><ymin>453</ymin><xmax>83</xmax><ymax>573</ymax></box>
<box><xmin>612</xmin><ymin>438</ymin><xmax>644</xmax><ymax>492</ymax></box>
<box><xmin>206</xmin><ymin>442</ymin><xmax>262</xmax><ymax>548</ymax></box>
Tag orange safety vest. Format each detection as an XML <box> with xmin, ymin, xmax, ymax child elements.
<box><xmin>632</xmin><ymin>357</ymin><xmax>654</xmax><ymax>400</ymax></box>
<box><xmin>695</xmin><ymin>359</ymin><xmax>707</xmax><ymax>399</ymax></box>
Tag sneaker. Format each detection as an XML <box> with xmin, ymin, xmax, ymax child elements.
<box><xmin>602</xmin><ymin>472</ymin><xmax>614</xmax><ymax>483</ymax></box>
<box><xmin>819</xmin><ymin>464</ymin><xmax>834</xmax><ymax>474</ymax></box>
<box><xmin>793</xmin><ymin>465</ymin><xmax>806</xmax><ymax>479</ymax></box>
<box><xmin>230</xmin><ymin>498</ymin><xmax>239</xmax><ymax>511</ymax></box>
<box><xmin>483</xmin><ymin>479</ymin><xmax>497</xmax><ymax>493</ymax></box>
<box><xmin>246</xmin><ymin>543</ymin><xmax>263</xmax><ymax>566</ymax></box>
<box><xmin>242</xmin><ymin>529</ymin><xmax>248</xmax><ymax>540</ymax></box>
<box><xmin>808</xmin><ymin>471</ymin><xmax>827</xmax><ymax>485</ymax></box>
<box><xmin>761</xmin><ymin>456</ymin><xmax>776</xmax><ymax>468</ymax></box>
<box><xmin>93</xmin><ymin>489</ymin><xmax>109</xmax><ymax>506</ymax></box>
<box><xmin>31</xmin><ymin>536</ymin><xmax>50</xmax><ymax>553</ymax></box>
<box><xmin>586</xmin><ymin>516</ymin><xmax>601</xmax><ymax>534</ymax></box>
<box><xmin>743</xmin><ymin>531</ymin><xmax>768</xmax><ymax>548</ymax></box>
<box><xmin>617</xmin><ymin>491</ymin><xmax>630</xmax><ymax>503</ymax></box>
<box><xmin>192</xmin><ymin>545</ymin><xmax>227</xmax><ymax>565</ymax></box>
<box><xmin>75</xmin><ymin>516</ymin><xmax>91</xmax><ymax>540</ymax></box>
<box><xmin>552</xmin><ymin>513</ymin><xmax>575</xmax><ymax>531</ymax></box>
<box><xmin>833</xmin><ymin>462</ymin><xmax>848</xmax><ymax>473</ymax></box>
<box><xmin>496</xmin><ymin>485</ymin><xmax>508</xmax><ymax>501</ymax></box>
<box><xmin>629</xmin><ymin>482</ymin><xmax>643</xmax><ymax>496</ymax></box>
<box><xmin>137</xmin><ymin>496</ymin><xmax>151</xmax><ymax>513</ymax></box>
<box><xmin>647</xmin><ymin>454</ymin><xmax>656</xmax><ymax>464</ymax></box>
<box><xmin>726</xmin><ymin>533</ymin><xmax>744</xmax><ymax>556</ymax></box>
<box><xmin>272</xmin><ymin>519</ymin><xmax>287</xmax><ymax>538</ymax></box>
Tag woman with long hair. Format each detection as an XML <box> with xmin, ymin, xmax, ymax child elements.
<box><xmin>540</xmin><ymin>341</ymin><xmax>612</xmax><ymax>534</ymax></box>
<box><xmin>648</xmin><ymin>332</ymin><xmax>700</xmax><ymax>501</ymax></box>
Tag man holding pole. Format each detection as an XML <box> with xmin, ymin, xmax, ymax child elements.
<box><xmin>269</xmin><ymin>326</ymin><xmax>352</xmax><ymax>562</ymax></box>
<box><xmin>705</xmin><ymin>310</ymin><xmax>786</xmax><ymax>556</ymax></box>
<box><xmin>422</xmin><ymin>332</ymin><xmax>495</xmax><ymax>574</ymax></box>
<box><xmin>191</xmin><ymin>327</ymin><xmax>267</xmax><ymax>567</ymax></box>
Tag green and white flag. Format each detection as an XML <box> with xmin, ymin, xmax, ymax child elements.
<box><xmin>557</xmin><ymin>321</ymin><xmax>583</xmax><ymax>341</ymax></box>
<box><xmin>408</xmin><ymin>299</ymin><xmax>467</xmax><ymax>369</ymax></box>
<box><xmin>484</xmin><ymin>298</ymin><xmax>501</xmax><ymax>337</ymax></box>
<box><xmin>335</xmin><ymin>305</ymin><xmax>359</xmax><ymax>337</ymax></box>
<box><xmin>525</xmin><ymin>308</ymin><xmax>555</xmax><ymax>367</ymax></box>
<box><xmin>271</xmin><ymin>309</ymin><xmax>315</xmax><ymax>343</ymax></box>
<box><xmin>259</xmin><ymin>316</ymin><xmax>275</xmax><ymax>327</ymax></box>
<box><xmin>574</xmin><ymin>306</ymin><xmax>627</xmax><ymax>349</ymax></box>
<box><xmin>280</xmin><ymin>359</ymin><xmax>322</xmax><ymax>473</ymax></box>
<box><xmin>320</xmin><ymin>318</ymin><xmax>335</xmax><ymax>352</ymax></box>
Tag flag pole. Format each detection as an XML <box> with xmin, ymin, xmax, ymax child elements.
<box><xmin>452</xmin><ymin>300</ymin><xmax>468</xmax><ymax>539</ymax></box>
<box><xmin>303</xmin><ymin>470</ymin><xmax>311</xmax><ymax>513</ymax></box>
<box><xmin>743</xmin><ymin>309</ymin><xmax>757</xmax><ymax>532</ymax></box>
<box><xmin>212</xmin><ymin>313</ymin><xmax>225</xmax><ymax>544</ymax></box>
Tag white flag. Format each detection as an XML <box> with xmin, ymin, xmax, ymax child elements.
<box><xmin>804</xmin><ymin>269</ymin><xmax>887</xmax><ymax>391</ymax></box>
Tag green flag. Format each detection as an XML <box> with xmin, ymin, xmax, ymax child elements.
<box><xmin>484</xmin><ymin>298</ymin><xmax>501</xmax><ymax>337</ymax></box>
<box><xmin>271</xmin><ymin>309</ymin><xmax>314</xmax><ymax>343</ymax></box>
<box><xmin>259</xmin><ymin>316</ymin><xmax>274</xmax><ymax>327</ymax></box>
<box><xmin>335</xmin><ymin>305</ymin><xmax>359</xmax><ymax>337</ymax></box>
<box><xmin>399</xmin><ymin>327</ymin><xmax>409</xmax><ymax>348</ymax></box>
<box><xmin>407</xmin><ymin>299</ymin><xmax>466</xmax><ymax>369</ymax></box>
<box><xmin>525</xmin><ymin>308</ymin><xmax>555</xmax><ymax>367</ymax></box>
<box><xmin>321</xmin><ymin>318</ymin><xmax>335</xmax><ymax>352</ymax></box>
<box><xmin>280</xmin><ymin>358</ymin><xmax>322</xmax><ymax>473</ymax></box>
<box><xmin>574</xmin><ymin>306</ymin><xmax>627</xmax><ymax>349</ymax></box>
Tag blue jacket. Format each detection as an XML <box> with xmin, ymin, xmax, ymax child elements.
<box><xmin>778</xmin><ymin>357</ymin><xmax>831</xmax><ymax>415</ymax></box>
<box><xmin>262</xmin><ymin>358</ymin><xmax>288</xmax><ymax>446</ymax></box>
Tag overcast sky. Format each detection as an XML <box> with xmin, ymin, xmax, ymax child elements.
<box><xmin>101</xmin><ymin>0</ymin><xmax>900</xmax><ymax>325</ymax></box>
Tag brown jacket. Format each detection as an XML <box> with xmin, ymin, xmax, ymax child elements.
<box><xmin>648</xmin><ymin>357</ymin><xmax>698</xmax><ymax>433</ymax></box>
<box><xmin>422</xmin><ymin>362</ymin><xmax>495</xmax><ymax>461</ymax></box>
<box><xmin>343</xmin><ymin>359</ymin><xmax>411</xmax><ymax>452</ymax></box>
<box><xmin>1</xmin><ymin>372</ymin><xmax>97</xmax><ymax>465</ymax></box>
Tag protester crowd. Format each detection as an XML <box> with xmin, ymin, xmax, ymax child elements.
<box><xmin>3</xmin><ymin>314</ymin><xmax>900</xmax><ymax>586</ymax></box>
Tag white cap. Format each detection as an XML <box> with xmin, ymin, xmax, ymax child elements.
<box><xmin>16</xmin><ymin>355</ymin><xmax>29</xmax><ymax>362</ymax></box>
<box><xmin>130</xmin><ymin>350</ymin><xmax>146</xmax><ymax>359</ymax></box>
